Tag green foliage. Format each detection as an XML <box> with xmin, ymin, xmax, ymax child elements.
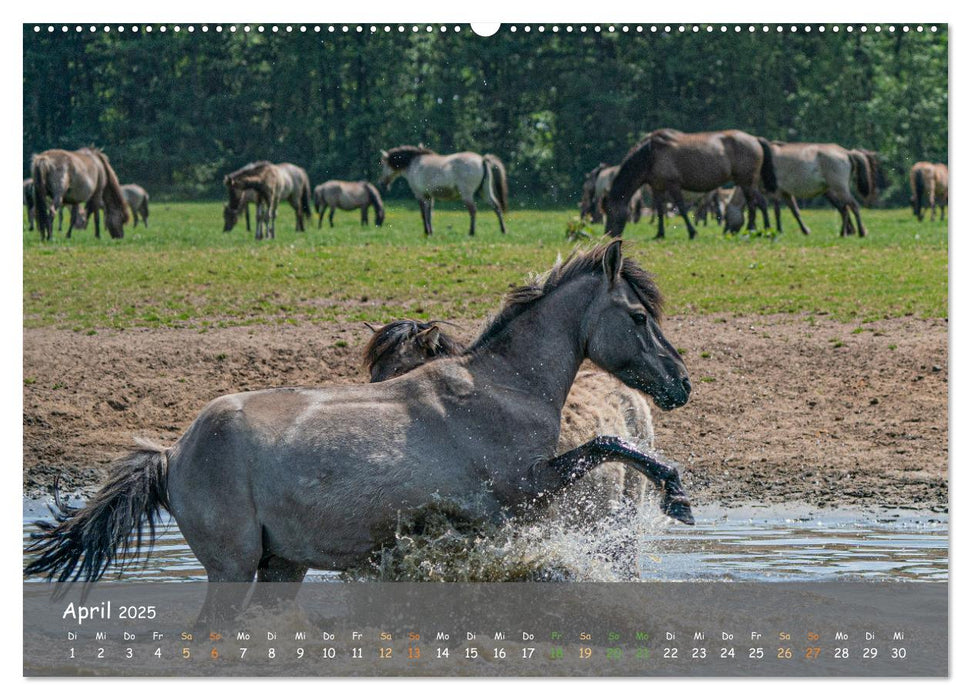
<box><xmin>22</xmin><ymin>203</ymin><xmax>947</xmax><ymax>331</ymax></box>
<box><xmin>23</xmin><ymin>26</ymin><xmax>947</xmax><ymax>206</ymax></box>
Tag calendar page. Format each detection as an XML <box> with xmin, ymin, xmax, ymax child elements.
<box><xmin>22</xmin><ymin>21</ymin><xmax>948</xmax><ymax>678</ymax></box>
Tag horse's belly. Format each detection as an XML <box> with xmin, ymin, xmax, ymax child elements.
<box><xmin>429</xmin><ymin>186</ymin><xmax>460</xmax><ymax>200</ymax></box>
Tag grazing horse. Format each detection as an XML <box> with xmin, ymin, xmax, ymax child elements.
<box><xmin>379</xmin><ymin>146</ymin><xmax>508</xmax><ymax>236</ymax></box>
<box><xmin>605</xmin><ymin>129</ymin><xmax>777</xmax><ymax>239</ymax></box>
<box><xmin>767</xmin><ymin>142</ymin><xmax>879</xmax><ymax>237</ymax></box>
<box><xmin>223</xmin><ymin>188</ymin><xmax>258</xmax><ymax>233</ymax></box>
<box><xmin>121</xmin><ymin>184</ymin><xmax>150</xmax><ymax>228</ymax></box>
<box><xmin>223</xmin><ymin>161</ymin><xmax>312</xmax><ymax>239</ymax></box>
<box><xmin>30</xmin><ymin>148</ymin><xmax>128</xmax><ymax>241</ymax></box>
<box><xmin>25</xmin><ymin>241</ymin><xmax>692</xmax><ymax>621</ymax></box>
<box><xmin>910</xmin><ymin>162</ymin><xmax>948</xmax><ymax>222</ymax></box>
<box><xmin>314</xmin><ymin>180</ymin><xmax>385</xmax><ymax>228</ymax></box>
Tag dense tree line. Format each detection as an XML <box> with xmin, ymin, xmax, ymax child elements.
<box><xmin>23</xmin><ymin>25</ymin><xmax>947</xmax><ymax>206</ymax></box>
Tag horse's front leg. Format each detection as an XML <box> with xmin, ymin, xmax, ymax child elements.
<box><xmin>532</xmin><ymin>436</ymin><xmax>694</xmax><ymax>525</ymax></box>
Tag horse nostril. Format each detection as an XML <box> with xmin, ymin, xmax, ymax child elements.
<box><xmin>681</xmin><ymin>377</ymin><xmax>692</xmax><ymax>396</ymax></box>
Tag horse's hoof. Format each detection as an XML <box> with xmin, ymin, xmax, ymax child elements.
<box><xmin>662</xmin><ymin>494</ymin><xmax>695</xmax><ymax>525</ymax></box>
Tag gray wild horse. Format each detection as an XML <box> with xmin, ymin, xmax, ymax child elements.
<box><xmin>910</xmin><ymin>161</ymin><xmax>948</xmax><ymax>222</ymax></box>
<box><xmin>379</xmin><ymin>145</ymin><xmax>508</xmax><ymax>236</ymax></box>
<box><xmin>223</xmin><ymin>161</ymin><xmax>312</xmax><ymax>239</ymax></box>
<box><xmin>314</xmin><ymin>180</ymin><xmax>385</xmax><ymax>228</ymax></box>
<box><xmin>605</xmin><ymin>129</ymin><xmax>777</xmax><ymax>239</ymax></box>
<box><xmin>25</xmin><ymin>240</ymin><xmax>691</xmax><ymax>621</ymax></box>
<box><xmin>767</xmin><ymin>142</ymin><xmax>879</xmax><ymax>237</ymax></box>
<box><xmin>30</xmin><ymin>147</ymin><xmax>129</xmax><ymax>240</ymax></box>
<box><xmin>362</xmin><ymin>319</ymin><xmax>661</xmax><ymax>576</ymax></box>
<box><xmin>121</xmin><ymin>184</ymin><xmax>150</xmax><ymax>228</ymax></box>
<box><xmin>362</xmin><ymin>319</ymin><xmax>658</xmax><ymax>515</ymax></box>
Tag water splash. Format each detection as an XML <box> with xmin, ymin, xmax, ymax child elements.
<box><xmin>348</xmin><ymin>495</ymin><xmax>671</xmax><ymax>583</ymax></box>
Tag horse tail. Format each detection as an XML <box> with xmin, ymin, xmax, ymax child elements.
<box><xmin>912</xmin><ymin>168</ymin><xmax>925</xmax><ymax>216</ymax></box>
<box><xmin>301</xmin><ymin>178</ymin><xmax>312</xmax><ymax>219</ymax></box>
<box><xmin>849</xmin><ymin>151</ymin><xmax>872</xmax><ymax>200</ymax></box>
<box><xmin>483</xmin><ymin>154</ymin><xmax>509</xmax><ymax>212</ymax></box>
<box><xmin>30</xmin><ymin>155</ymin><xmax>51</xmax><ymax>236</ymax></box>
<box><xmin>24</xmin><ymin>439</ymin><xmax>170</xmax><ymax>586</ymax></box>
<box><xmin>757</xmin><ymin>137</ymin><xmax>778</xmax><ymax>193</ymax></box>
<box><xmin>313</xmin><ymin>186</ymin><xmax>323</xmax><ymax>214</ymax></box>
<box><xmin>91</xmin><ymin>149</ymin><xmax>130</xmax><ymax>225</ymax></box>
<box><xmin>364</xmin><ymin>181</ymin><xmax>385</xmax><ymax>225</ymax></box>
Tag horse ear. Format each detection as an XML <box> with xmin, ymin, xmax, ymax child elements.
<box><xmin>417</xmin><ymin>326</ymin><xmax>441</xmax><ymax>350</ymax></box>
<box><xmin>603</xmin><ymin>239</ymin><xmax>624</xmax><ymax>286</ymax></box>
<box><xmin>363</xmin><ymin>322</ymin><xmax>378</xmax><ymax>333</ymax></box>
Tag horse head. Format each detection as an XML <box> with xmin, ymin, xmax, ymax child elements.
<box><xmin>378</xmin><ymin>150</ymin><xmax>400</xmax><ymax>190</ymax></box>
<box><xmin>363</xmin><ymin>319</ymin><xmax>463</xmax><ymax>382</ymax></box>
<box><xmin>582</xmin><ymin>241</ymin><xmax>690</xmax><ymax>410</ymax></box>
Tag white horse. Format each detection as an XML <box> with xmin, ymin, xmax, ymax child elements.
<box><xmin>379</xmin><ymin>145</ymin><xmax>508</xmax><ymax>236</ymax></box>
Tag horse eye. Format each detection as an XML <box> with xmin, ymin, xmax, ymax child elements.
<box><xmin>631</xmin><ymin>312</ymin><xmax>648</xmax><ymax>326</ymax></box>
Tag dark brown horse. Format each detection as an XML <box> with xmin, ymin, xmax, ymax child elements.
<box><xmin>31</xmin><ymin>148</ymin><xmax>128</xmax><ymax>240</ymax></box>
<box><xmin>605</xmin><ymin>129</ymin><xmax>777</xmax><ymax>239</ymax></box>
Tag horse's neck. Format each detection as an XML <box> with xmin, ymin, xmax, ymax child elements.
<box><xmin>466</xmin><ymin>279</ymin><xmax>593</xmax><ymax>411</ymax></box>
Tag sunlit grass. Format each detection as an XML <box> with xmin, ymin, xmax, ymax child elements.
<box><xmin>23</xmin><ymin>202</ymin><xmax>947</xmax><ymax>330</ymax></box>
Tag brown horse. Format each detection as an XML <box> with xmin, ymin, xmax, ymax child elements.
<box><xmin>768</xmin><ymin>142</ymin><xmax>880</xmax><ymax>237</ymax></box>
<box><xmin>121</xmin><ymin>184</ymin><xmax>150</xmax><ymax>228</ymax></box>
<box><xmin>314</xmin><ymin>180</ymin><xmax>385</xmax><ymax>228</ymax></box>
<box><xmin>910</xmin><ymin>162</ymin><xmax>948</xmax><ymax>222</ymax></box>
<box><xmin>223</xmin><ymin>161</ymin><xmax>312</xmax><ymax>239</ymax></box>
<box><xmin>605</xmin><ymin>129</ymin><xmax>777</xmax><ymax>239</ymax></box>
<box><xmin>30</xmin><ymin>148</ymin><xmax>128</xmax><ymax>240</ymax></box>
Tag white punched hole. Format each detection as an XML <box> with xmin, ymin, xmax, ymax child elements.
<box><xmin>471</xmin><ymin>23</ymin><xmax>501</xmax><ymax>37</ymax></box>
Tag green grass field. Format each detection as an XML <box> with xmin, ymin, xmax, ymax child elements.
<box><xmin>23</xmin><ymin>202</ymin><xmax>947</xmax><ymax>331</ymax></box>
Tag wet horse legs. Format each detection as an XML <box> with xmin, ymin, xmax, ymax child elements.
<box><xmin>537</xmin><ymin>435</ymin><xmax>694</xmax><ymax>525</ymax></box>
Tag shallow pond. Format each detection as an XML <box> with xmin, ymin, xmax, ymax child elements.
<box><xmin>23</xmin><ymin>498</ymin><xmax>947</xmax><ymax>584</ymax></box>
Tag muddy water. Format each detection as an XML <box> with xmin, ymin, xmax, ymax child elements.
<box><xmin>22</xmin><ymin>497</ymin><xmax>947</xmax><ymax>584</ymax></box>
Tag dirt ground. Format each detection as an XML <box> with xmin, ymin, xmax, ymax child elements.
<box><xmin>22</xmin><ymin>314</ymin><xmax>948</xmax><ymax>510</ymax></box>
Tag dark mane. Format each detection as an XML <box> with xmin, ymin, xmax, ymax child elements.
<box><xmin>362</xmin><ymin>319</ymin><xmax>464</xmax><ymax>374</ymax></box>
<box><xmin>383</xmin><ymin>145</ymin><xmax>437</xmax><ymax>171</ymax></box>
<box><xmin>467</xmin><ymin>241</ymin><xmax>663</xmax><ymax>353</ymax></box>
<box><xmin>227</xmin><ymin>160</ymin><xmax>273</xmax><ymax>180</ymax></box>
<box><xmin>609</xmin><ymin>130</ymin><xmax>679</xmax><ymax>204</ymax></box>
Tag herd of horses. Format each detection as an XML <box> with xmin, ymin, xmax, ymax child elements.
<box><xmin>23</xmin><ymin>128</ymin><xmax>947</xmax><ymax>619</ymax></box>
<box><xmin>27</xmin><ymin>132</ymin><xmax>943</xmax><ymax>243</ymax></box>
